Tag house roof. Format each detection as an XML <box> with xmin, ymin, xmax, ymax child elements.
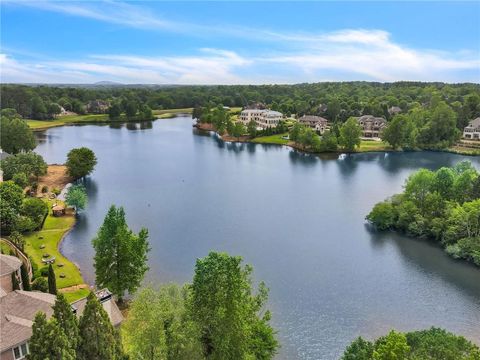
<box><xmin>0</xmin><ymin>289</ymin><xmax>123</xmax><ymax>352</ymax></box>
<box><xmin>299</xmin><ymin>115</ymin><xmax>328</xmax><ymax>124</ymax></box>
<box><xmin>467</xmin><ymin>117</ymin><xmax>480</xmax><ymax>128</ymax></box>
<box><xmin>0</xmin><ymin>254</ymin><xmax>22</xmax><ymax>277</ymax></box>
<box><xmin>357</xmin><ymin>115</ymin><xmax>387</xmax><ymax>123</ymax></box>
<box><xmin>0</xmin><ymin>290</ymin><xmax>56</xmax><ymax>351</ymax></box>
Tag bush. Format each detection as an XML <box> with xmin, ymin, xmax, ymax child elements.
<box><xmin>12</xmin><ymin>173</ymin><xmax>28</xmax><ymax>188</ymax></box>
<box><xmin>52</xmin><ymin>187</ymin><xmax>61</xmax><ymax>196</ymax></box>
<box><xmin>31</xmin><ymin>277</ymin><xmax>48</xmax><ymax>292</ymax></box>
<box><xmin>40</xmin><ymin>266</ymin><xmax>50</xmax><ymax>277</ymax></box>
<box><xmin>20</xmin><ymin>198</ymin><xmax>48</xmax><ymax>231</ymax></box>
<box><xmin>366</xmin><ymin>201</ymin><xmax>397</xmax><ymax>230</ymax></box>
<box><xmin>41</xmin><ymin>185</ymin><xmax>48</xmax><ymax>193</ymax></box>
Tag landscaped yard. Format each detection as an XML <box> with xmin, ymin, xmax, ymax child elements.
<box><xmin>251</xmin><ymin>133</ymin><xmax>289</xmax><ymax>145</ymax></box>
<box><xmin>23</xmin><ymin>202</ymin><xmax>86</xmax><ymax>300</ymax></box>
<box><xmin>356</xmin><ymin>140</ymin><xmax>391</xmax><ymax>152</ymax></box>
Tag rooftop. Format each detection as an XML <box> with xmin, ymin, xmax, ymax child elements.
<box><xmin>0</xmin><ymin>254</ymin><xmax>22</xmax><ymax>277</ymax></box>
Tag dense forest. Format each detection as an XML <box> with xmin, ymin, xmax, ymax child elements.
<box><xmin>1</xmin><ymin>82</ymin><xmax>480</xmax><ymax>128</ymax></box>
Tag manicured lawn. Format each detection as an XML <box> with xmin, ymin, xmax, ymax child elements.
<box><xmin>27</xmin><ymin>114</ymin><xmax>109</xmax><ymax>130</ymax></box>
<box><xmin>153</xmin><ymin>108</ymin><xmax>193</xmax><ymax>118</ymax></box>
<box><xmin>356</xmin><ymin>140</ymin><xmax>391</xmax><ymax>152</ymax></box>
<box><xmin>63</xmin><ymin>288</ymin><xmax>91</xmax><ymax>303</ymax></box>
<box><xmin>24</xmin><ymin>203</ymin><xmax>84</xmax><ymax>289</ymax></box>
<box><xmin>251</xmin><ymin>133</ymin><xmax>289</xmax><ymax>145</ymax></box>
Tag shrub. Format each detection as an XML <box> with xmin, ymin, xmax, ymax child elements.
<box><xmin>41</xmin><ymin>185</ymin><xmax>49</xmax><ymax>193</ymax></box>
<box><xmin>31</xmin><ymin>277</ymin><xmax>48</xmax><ymax>292</ymax></box>
<box><xmin>21</xmin><ymin>198</ymin><xmax>48</xmax><ymax>231</ymax></box>
<box><xmin>12</xmin><ymin>173</ymin><xmax>28</xmax><ymax>188</ymax></box>
<box><xmin>52</xmin><ymin>188</ymin><xmax>61</xmax><ymax>196</ymax></box>
<box><xmin>366</xmin><ymin>201</ymin><xmax>397</xmax><ymax>230</ymax></box>
<box><xmin>40</xmin><ymin>266</ymin><xmax>50</xmax><ymax>277</ymax></box>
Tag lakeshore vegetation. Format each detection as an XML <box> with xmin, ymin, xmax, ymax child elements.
<box><xmin>367</xmin><ymin>161</ymin><xmax>480</xmax><ymax>266</ymax></box>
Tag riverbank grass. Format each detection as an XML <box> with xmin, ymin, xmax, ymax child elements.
<box><xmin>356</xmin><ymin>140</ymin><xmax>391</xmax><ymax>152</ymax></box>
<box><xmin>24</xmin><ymin>202</ymin><xmax>85</xmax><ymax>296</ymax></box>
<box><xmin>251</xmin><ymin>133</ymin><xmax>289</xmax><ymax>145</ymax></box>
<box><xmin>27</xmin><ymin>114</ymin><xmax>110</xmax><ymax>130</ymax></box>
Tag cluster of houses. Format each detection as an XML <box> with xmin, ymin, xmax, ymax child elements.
<box><xmin>0</xmin><ymin>253</ymin><xmax>122</xmax><ymax>360</ymax></box>
<box><xmin>239</xmin><ymin>105</ymin><xmax>480</xmax><ymax>142</ymax></box>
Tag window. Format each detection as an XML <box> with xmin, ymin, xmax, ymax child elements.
<box><xmin>13</xmin><ymin>343</ymin><xmax>29</xmax><ymax>359</ymax></box>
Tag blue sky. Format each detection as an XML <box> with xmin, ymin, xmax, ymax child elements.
<box><xmin>1</xmin><ymin>1</ymin><xmax>479</xmax><ymax>84</ymax></box>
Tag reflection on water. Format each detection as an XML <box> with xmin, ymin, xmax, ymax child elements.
<box><xmin>35</xmin><ymin>117</ymin><xmax>480</xmax><ymax>360</ymax></box>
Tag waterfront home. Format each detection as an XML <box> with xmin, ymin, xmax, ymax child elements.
<box><xmin>463</xmin><ymin>117</ymin><xmax>480</xmax><ymax>140</ymax></box>
<box><xmin>0</xmin><ymin>254</ymin><xmax>23</xmax><ymax>293</ymax></box>
<box><xmin>356</xmin><ymin>115</ymin><xmax>387</xmax><ymax>138</ymax></box>
<box><xmin>86</xmin><ymin>100</ymin><xmax>110</xmax><ymax>114</ymax></box>
<box><xmin>0</xmin><ymin>284</ymin><xmax>123</xmax><ymax>360</ymax></box>
<box><xmin>239</xmin><ymin>109</ymin><xmax>283</xmax><ymax>129</ymax></box>
<box><xmin>388</xmin><ymin>106</ymin><xmax>402</xmax><ymax>116</ymax></box>
<box><xmin>298</xmin><ymin>115</ymin><xmax>329</xmax><ymax>133</ymax></box>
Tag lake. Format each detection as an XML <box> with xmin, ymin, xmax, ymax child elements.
<box><xmin>35</xmin><ymin>117</ymin><xmax>480</xmax><ymax>359</ymax></box>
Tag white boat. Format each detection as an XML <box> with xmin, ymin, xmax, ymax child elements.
<box><xmin>338</xmin><ymin>153</ymin><xmax>347</xmax><ymax>160</ymax></box>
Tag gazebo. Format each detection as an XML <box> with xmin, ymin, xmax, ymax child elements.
<box><xmin>52</xmin><ymin>204</ymin><xmax>66</xmax><ymax>217</ymax></box>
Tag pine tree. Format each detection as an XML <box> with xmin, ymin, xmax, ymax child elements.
<box><xmin>28</xmin><ymin>312</ymin><xmax>75</xmax><ymax>360</ymax></box>
<box><xmin>53</xmin><ymin>293</ymin><xmax>79</xmax><ymax>350</ymax></box>
<box><xmin>92</xmin><ymin>205</ymin><xmax>150</xmax><ymax>301</ymax></box>
<box><xmin>20</xmin><ymin>263</ymin><xmax>31</xmax><ymax>291</ymax></box>
<box><xmin>11</xmin><ymin>272</ymin><xmax>19</xmax><ymax>290</ymax></box>
<box><xmin>77</xmin><ymin>292</ymin><xmax>117</xmax><ymax>360</ymax></box>
<box><xmin>48</xmin><ymin>263</ymin><xmax>57</xmax><ymax>295</ymax></box>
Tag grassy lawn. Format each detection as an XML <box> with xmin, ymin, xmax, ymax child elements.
<box><xmin>153</xmin><ymin>108</ymin><xmax>193</xmax><ymax>118</ymax></box>
<box><xmin>356</xmin><ymin>140</ymin><xmax>391</xmax><ymax>152</ymax></box>
<box><xmin>27</xmin><ymin>114</ymin><xmax>109</xmax><ymax>130</ymax></box>
<box><xmin>24</xmin><ymin>203</ymin><xmax>84</xmax><ymax>290</ymax></box>
<box><xmin>62</xmin><ymin>288</ymin><xmax>91</xmax><ymax>303</ymax></box>
<box><xmin>251</xmin><ymin>133</ymin><xmax>289</xmax><ymax>145</ymax></box>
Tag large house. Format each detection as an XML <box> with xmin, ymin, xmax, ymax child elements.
<box><xmin>0</xmin><ymin>254</ymin><xmax>122</xmax><ymax>360</ymax></box>
<box><xmin>356</xmin><ymin>115</ymin><xmax>387</xmax><ymax>138</ymax></box>
<box><xmin>463</xmin><ymin>117</ymin><xmax>480</xmax><ymax>140</ymax></box>
<box><xmin>298</xmin><ymin>115</ymin><xmax>328</xmax><ymax>134</ymax></box>
<box><xmin>239</xmin><ymin>109</ymin><xmax>283</xmax><ymax>129</ymax></box>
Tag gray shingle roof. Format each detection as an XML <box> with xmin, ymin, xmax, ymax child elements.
<box><xmin>0</xmin><ymin>254</ymin><xmax>22</xmax><ymax>276</ymax></box>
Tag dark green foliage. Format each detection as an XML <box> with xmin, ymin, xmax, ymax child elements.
<box><xmin>48</xmin><ymin>264</ymin><xmax>57</xmax><ymax>295</ymax></box>
<box><xmin>92</xmin><ymin>205</ymin><xmax>150</xmax><ymax>300</ymax></box>
<box><xmin>20</xmin><ymin>263</ymin><xmax>31</xmax><ymax>290</ymax></box>
<box><xmin>77</xmin><ymin>292</ymin><xmax>118</xmax><ymax>360</ymax></box>
<box><xmin>31</xmin><ymin>277</ymin><xmax>48</xmax><ymax>292</ymax></box>
<box><xmin>28</xmin><ymin>312</ymin><xmax>76</xmax><ymax>360</ymax></box>
<box><xmin>9</xmin><ymin>230</ymin><xmax>25</xmax><ymax>251</ymax></box>
<box><xmin>340</xmin><ymin>117</ymin><xmax>362</xmax><ymax>152</ymax></box>
<box><xmin>0</xmin><ymin>181</ymin><xmax>24</xmax><ymax>234</ymax></box>
<box><xmin>367</xmin><ymin>161</ymin><xmax>480</xmax><ymax>265</ymax></box>
<box><xmin>53</xmin><ymin>293</ymin><xmax>80</xmax><ymax>351</ymax></box>
<box><xmin>12</xmin><ymin>172</ymin><xmax>28</xmax><ymax>188</ymax></box>
<box><xmin>188</xmin><ymin>252</ymin><xmax>278</xmax><ymax>360</ymax></box>
<box><xmin>12</xmin><ymin>272</ymin><xmax>20</xmax><ymax>290</ymax></box>
<box><xmin>20</xmin><ymin>198</ymin><xmax>48</xmax><ymax>231</ymax></box>
<box><xmin>66</xmin><ymin>147</ymin><xmax>97</xmax><ymax>179</ymax></box>
<box><xmin>320</xmin><ymin>130</ymin><xmax>338</xmax><ymax>152</ymax></box>
<box><xmin>342</xmin><ymin>327</ymin><xmax>480</xmax><ymax>359</ymax></box>
<box><xmin>289</xmin><ymin>123</ymin><xmax>322</xmax><ymax>151</ymax></box>
<box><xmin>108</xmin><ymin>102</ymin><xmax>122</xmax><ymax>119</ymax></box>
<box><xmin>0</xmin><ymin>109</ymin><xmax>36</xmax><ymax>154</ymax></box>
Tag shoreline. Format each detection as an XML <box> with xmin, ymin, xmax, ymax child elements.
<box><xmin>194</xmin><ymin>122</ymin><xmax>480</xmax><ymax>157</ymax></box>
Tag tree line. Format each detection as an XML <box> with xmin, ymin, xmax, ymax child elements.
<box><xmin>367</xmin><ymin>161</ymin><xmax>480</xmax><ymax>266</ymax></box>
<box><xmin>2</xmin><ymin>82</ymin><xmax>479</xmax><ymax>127</ymax></box>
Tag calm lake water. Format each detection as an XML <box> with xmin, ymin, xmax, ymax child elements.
<box><xmin>35</xmin><ymin>117</ymin><xmax>480</xmax><ymax>359</ymax></box>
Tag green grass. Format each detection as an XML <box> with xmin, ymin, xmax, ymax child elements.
<box><xmin>1</xmin><ymin>241</ymin><xmax>12</xmax><ymax>254</ymax></box>
<box><xmin>251</xmin><ymin>133</ymin><xmax>289</xmax><ymax>145</ymax></box>
<box><xmin>24</xmin><ymin>202</ymin><xmax>84</xmax><ymax>289</ymax></box>
<box><xmin>356</xmin><ymin>140</ymin><xmax>391</xmax><ymax>152</ymax></box>
<box><xmin>63</xmin><ymin>288</ymin><xmax>91</xmax><ymax>303</ymax></box>
<box><xmin>27</xmin><ymin>114</ymin><xmax>109</xmax><ymax>130</ymax></box>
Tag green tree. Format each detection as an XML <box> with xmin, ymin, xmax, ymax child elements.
<box><xmin>12</xmin><ymin>172</ymin><xmax>28</xmax><ymax>188</ymax></box>
<box><xmin>66</xmin><ymin>147</ymin><xmax>97</xmax><ymax>179</ymax></box>
<box><xmin>0</xmin><ymin>181</ymin><xmax>24</xmax><ymax>234</ymax></box>
<box><xmin>53</xmin><ymin>293</ymin><xmax>80</xmax><ymax>351</ymax></box>
<box><xmin>21</xmin><ymin>197</ymin><xmax>48</xmax><ymax>230</ymax></box>
<box><xmin>188</xmin><ymin>251</ymin><xmax>278</xmax><ymax>360</ymax></box>
<box><xmin>122</xmin><ymin>285</ymin><xmax>203</xmax><ymax>360</ymax></box>
<box><xmin>340</xmin><ymin>117</ymin><xmax>362</xmax><ymax>152</ymax></box>
<box><xmin>20</xmin><ymin>263</ymin><xmax>31</xmax><ymax>290</ymax></box>
<box><xmin>0</xmin><ymin>151</ymin><xmax>48</xmax><ymax>181</ymax></box>
<box><xmin>77</xmin><ymin>292</ymin><xmax>118</xmax><ymax>360</ymax></box>
<box><xmin>9</xmin><ymin>230</ymin><xmax>25</xmax><ymax>251</ymax></box>
<box><xmin>0</xmin><ymin>109</ymin><xmax>36</xmax><ymax>154</ymax></box>
<box><xmin>65</xmin><ymin>184</ymin><xmax>88</xmax><ymax>212</ymax></box>
<box><xmin>366</xmin><ymin>201</ymin><xmax>397</xmax><ymax>230</ymax></box>
<box><xmin>327</xmin><ymin>98</ymin><xmax>341</xmax><ymax>122</ymax></box>
<box><xmin>231</xmin><ymin>122</ymin><xmax>245</xmax><ymax>139</ymax></box>
<box><xmin>48</xmin><ymin>263</ymin><xmax>57</xmax><ymax>295</ymax></box>
<box><xmin>31</xmin><ymin>277</ymin><xmax>48</xmax><ymax>292</ymax></box>
<box><xmin>247</xmin><ymin>120</ymin><xmax>257</xmax><ymax>137</ymax></box>
<box><xmin>382</xmin><ymin>115</ymin><xmax>408</xmax><ymax>149</ymax></box>
<box><xmin>342</xmin><ymin>337</ymin><xmax>374</xmax><ymax>360</ymax></box>
<box><xmin>373</xmin><ymin>330</ymin><xmax>410</xmax><ymax>360</ymax></box>
<box><xmin>28</xmin><ymin>312</ymin><xmax>75</xmax><ymax>360</ymax></box>
<box><xmin>320</xmin><ymin>130</ymin><xmax>338</xmax><ymax>152</ymax></box>
<box><xmin>125</xmin><ymin>101</ymin><xmax>138</xmax><ymax>119</ymax></box>
<box><xmin>108</xmin><ymin>103</ymin><xmax>122</xmax><ymax>119</ymax></box>
<box><xmin>92</xmin><ymin>205</ymin><xmax>150</xmax><ymax>301</ymax></box>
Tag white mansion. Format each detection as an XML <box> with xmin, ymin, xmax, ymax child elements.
<box><xmin>239</xmin><ymin>109</ymin><xmax>283</xmax><ymax>129</ymax></box>
<box><xmin>463</xmin><ymin>117</ymin><xmax>480</xmax><ymax>140</ymax></box>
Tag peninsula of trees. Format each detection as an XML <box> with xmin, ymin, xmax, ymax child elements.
<box><xmin>367</xmin><ymin>161</ymin><xmax>480</xmax><ymax>266</ymax></box>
